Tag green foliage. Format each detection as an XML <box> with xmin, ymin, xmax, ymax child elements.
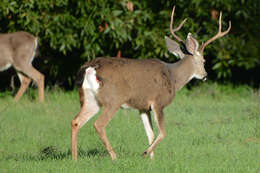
<box><xmin>0</xmin><ymin>84</ymin><xmax>260</xmax><ymax>172</ymax></box>
<box><xmin>0</xmin><ymin>0</ymin><xmax>259</xmax><ymax>87</ymax></box>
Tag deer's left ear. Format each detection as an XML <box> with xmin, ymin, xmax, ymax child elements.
<box><xmin>185</xmin><ymin>33</ymin><xmax>199</xmax><ymax>55</ymax></box>
<box><xmin>165</xmin><ymin>36</ymin><xmax>185</xmax><ymax>59</ymax></box>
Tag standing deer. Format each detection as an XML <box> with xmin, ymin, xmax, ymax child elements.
<box><xmin>0</xmin><ymin>31</ymin><xmax>44</xmax><ymax>102</ymax></box>
<box><xmin>71</xmin><ymin>6</ymin><xmax>231</xmax><ymax>161</ymax></box>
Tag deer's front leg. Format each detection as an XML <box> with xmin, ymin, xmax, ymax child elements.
<box><xmin>141</xmin><ymin>111</ymin><xmax>155</xmax><ymax>159</ymax></box>
<box><xmin>143</xmin><ymin>104</ymin><xmax>166</xmax><ymax>156</ymax></box>
<box><xmin>94</xmin><ymin>106</ymin><xmax>119</xmax><ymax>160</ymax></box>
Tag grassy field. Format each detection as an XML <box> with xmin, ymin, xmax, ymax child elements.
<box><xmin>0</xmin><ymin>83</ymin><xmax>259</xmax><ymax>173</ymax></box>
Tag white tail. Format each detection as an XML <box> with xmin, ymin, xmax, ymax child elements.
<box><xmin>71</xmin><ymin>6</ymin><xmax>231</xmax><ymax>161</ymax></box>
<box><xmin>0</xmin><ymin>31</ymin><xmax>44</xmax><ymax>102</ymax></box>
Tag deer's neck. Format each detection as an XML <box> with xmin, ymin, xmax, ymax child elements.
<box><xmin>166</xmin><ymin>56</ymin><xmax>195</xmax><ymax>91</ymax></box>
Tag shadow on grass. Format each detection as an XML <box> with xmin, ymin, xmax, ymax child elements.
<box><xmin>3</xmin><ymin>146</ymin><xmax>108</xmax><ymax>161</ymax></box>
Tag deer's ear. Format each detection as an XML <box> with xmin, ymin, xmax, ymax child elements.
<box><xmin>165</xmin><ymin>36</ymin><xmax>185</xmax><ymax>59</ymax></box>
<box><xmin>185</xmin><ymin>33</ymin><xmax>199</xmax><ymax>55</ymax></box>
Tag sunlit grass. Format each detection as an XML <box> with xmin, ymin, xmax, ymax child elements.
<box><xmin>0</xmin><ymin>83</ymin><xmax>259</xmax><ymax>173</ymax></box>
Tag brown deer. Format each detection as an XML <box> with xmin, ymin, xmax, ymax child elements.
<box><xmin>71</xmin><ymin>6</ymin><xmax>231</xmax><ymax>161</ymax></box>
<box><xmin>0</xmin><ymin>31</ymin><xmax>44</xmax><ymax>102</ymax></box>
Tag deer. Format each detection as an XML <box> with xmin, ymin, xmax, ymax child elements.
<box><xmin>71</xmin><ymin>6</ymin><xmax>231</xmax><ymax>161</ymax></box>
<box><xmin>0</xmin><ymin>31</ymin><xmax>44</xmax><ymax>102</ymax></box>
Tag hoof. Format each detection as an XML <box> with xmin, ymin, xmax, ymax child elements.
<box><xmin>142</xmin><ymin>151</ymin><xmax>149</xmax><ymax>157</ymax></box>
<box><xmin>110</xmin><ymin>153</ymin><xmax>117</xmax><ymax>160</ymax></box>
<box><xmin>111</xmin><ymin>156</ymin><xmax>117</xmax><ymax>160</ymax></box>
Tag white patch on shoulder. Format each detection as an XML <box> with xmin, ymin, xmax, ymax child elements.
<box><xmin>188</xmin><ymin>74</ymin><xmax>203</xmax><ymax>81</ymax></box>
<box><xmin>0</xmin><ymin>63</ymin><xmax>11</xmax><ymax>71</ymax></box>
<box><xmin>82</xmin><ymin>67</ymin><xmax>100</xmax><ymax>94</ymax></box>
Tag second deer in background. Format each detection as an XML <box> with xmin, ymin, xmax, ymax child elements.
<box><xmin>0</xmin><ymin>31</ymin><xmax>44</xmax><ymax>102</ymax></box>
<box><xmin>71</xmin><ymin>6</ymin><xmax>231</xmax><ymax>161</ymax></box>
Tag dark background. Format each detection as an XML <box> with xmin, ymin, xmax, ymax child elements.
<box><xmin>0</xmin><ymin>0</ymin><xmax>259</xmax><ymax>90</ymax></box>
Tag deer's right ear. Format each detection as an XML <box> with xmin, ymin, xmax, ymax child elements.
<box><xmin>165</xmin><ymin>36</ymin><xmax>185</xmax><ymax>59</ymax></box>
<box><xmin>185</xmin><ymin>33</ymin><xmax>199</xmax><ymax>55</ymax></box>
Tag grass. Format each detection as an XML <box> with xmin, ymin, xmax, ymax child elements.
<box><xmin>0</xmin><ymin>83</ymin><xmax>259</xmax><ymax>173</ymax></box>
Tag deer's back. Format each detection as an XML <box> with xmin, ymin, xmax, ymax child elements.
<box><xmin>0</xmin><ymin>31</ymin><xmax>35</xmax><ymax>47</ymax></box>
<box><xmin>77</xmin><ymin>57</ymin><xmax>175</xmax><ymax>110</ymax></box>
<box><xmin>0</xmin><ymin>32</ymin><xmax>36</xmax><ymax>69</ymax></box>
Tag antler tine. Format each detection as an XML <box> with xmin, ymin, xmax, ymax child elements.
<box><xmin>200</xmin><ymin>11</ymin><xmax>231</xmax><ymax>53</ymax></box>
<box><xmin>170</xmin><ymin>6</ymin><xmax>187</xmax><ymax>43</ymax></box>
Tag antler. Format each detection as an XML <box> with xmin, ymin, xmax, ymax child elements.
<box><xmin>200</xmin><ymin>12</ymin><xmax>231</xmax><ymax>53</ymax></box>
<box><xmin>170</xmin><ymin>6</ymin><xmax>187</xmax><ymax>43</ymax></box>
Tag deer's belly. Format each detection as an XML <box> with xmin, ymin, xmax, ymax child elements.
<box><xmin>121</xmin><ymin>99</ymin><xmax>152</xmax><ymax>111</ymax></box>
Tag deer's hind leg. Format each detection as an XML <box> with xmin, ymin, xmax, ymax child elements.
<box><xmin>14</xmin><ymin>72</ymin><xmax>31</xmax><ymax>102</ymax></box>
<box><xmin>94</xmin><ymin>104</ymin><xmax>120</xmax><ymax>160</ymax></box>
<box><xmin>13</xmin><ymin>38</ymin><xmax>44</xmax><ymax>102</ymax></box>
<box><xmin>20</xmin><ymin>65</ymin><xmax>44</xmax><ymax>102</ymax></box>
<box><xmin>72</xmin><ymin>88</ymin><xmax>100</xmax><ymax>161</ymax></box>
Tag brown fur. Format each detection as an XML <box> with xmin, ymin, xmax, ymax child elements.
<box><xmin>72</xmin><ymin>50</ymin><xmax>209</xmax><ymax>161</ymax></box>
<box><xmin>77</xmin><ymin>57</ymin><xmax>175</xmax><ymax>111</ymax></box>
<box><xmin>72</xmin><ymin>57</ymin><xmax>182</xmax><ymax>161</ymax></box>
<box><xmin>0</xmin><ymin>31</ymin><xmax>44</xmax><ymax>102</ymax></box>
<box><xmin>72</xmin><ymin>54</ymin><xmax>207</xmax><ymax>161</ymax></box>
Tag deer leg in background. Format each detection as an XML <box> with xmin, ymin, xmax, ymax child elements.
<box><xmin>141</xmin><ymin>111</ymin><xmax>155</xmax><ymax>159</ymax></box>
<box><xmin>20</xmin><ymin>65</ymin><xmax>44</xmax><ymax>102</ymax></box>
<box><xmin>14</xmin><ymin>72</ymin><xmax>32</xmax><ymax>102</ymax></box>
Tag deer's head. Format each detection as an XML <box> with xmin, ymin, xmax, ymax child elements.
<box><xmin>165</xmin><ymin>6</ymin><xmax>231</xmax><ymax>81</ymax></box>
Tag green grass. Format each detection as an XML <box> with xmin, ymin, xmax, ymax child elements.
<box><xmin>0</xmin><ymin>83</ymin><xmax>260</xmax><ymax>173</ymax></box>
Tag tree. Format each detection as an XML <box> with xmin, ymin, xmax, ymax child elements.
<box><xmin>0</xmin><ymin>0</ymin><xmax>259</xmax><ymax>88</ymax></box>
